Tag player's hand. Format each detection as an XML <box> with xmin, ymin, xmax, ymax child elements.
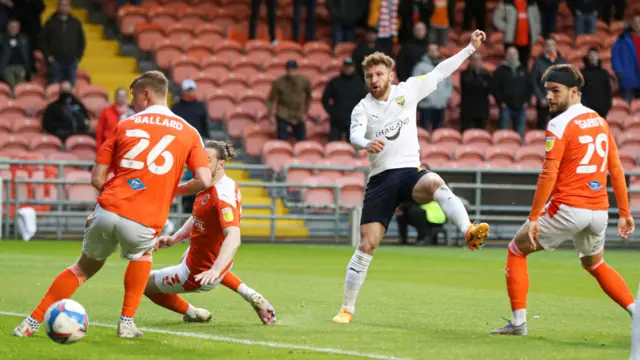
<box><xmin>618</xmin><ymin>216</ymin><xmax>635</xmax><ymax>239</ymax></box>
<box><xmin>527</xmin><ymin>220</ymin><xmax>540</xmax><ymax>250</ymax></box>
<box><xmin>155</xmin><ymin>235</ymin><xmax>176</xmax><ymax>251</ymax></box>
<box><xmin>470</xmin><ymin>30</ymin><xmax>486</xmax><ymax>50</ymax></box>
<box><xmin>194</xmin><ymin>269</ymin><xmax>220</xmax><ymax>285</ymax></box>
<box><xmin>366</xmin><ymin>139</ymin><xmax>384</xmax><ymax>153</ymax></box>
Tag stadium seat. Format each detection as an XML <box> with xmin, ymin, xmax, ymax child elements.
<box><xmin>284</xmin><ymin>158</ymin><xmax>315</xmax><ymax>191</ymax></box>
<box><xmin>1</xmin><ymin>134</ymin><xmax>30</xmax><ymax>152</ymax></box>
<box><xmin>212</xmin><ymin>40</ymin><xmax>244</xmax><ymax>62</ymax></box>
<box><xmin>65</xmin><ymin>170</ymin><xmax>97</xmax><ymax>204</ymax></box>
<box><xmin>524</xmin><ymin>130</ymin><xmax>546</xmax><ymax>146</ymax></box>
<box><xmin>492</xmin><ymin>129</ymin><xmax>522</xmax><ymax>151</ymax></box>
<box><xmin>335</xmin><ymin>175</ymin><xmax>365</xmax><ymax>207</ymax></box>
<box><xmin>242</xmin><ymin>122</ymin><xmax>272</xmax><ymax>157</ymax></box>
<box><xmin>118</xmin><ymin>5</ymin><xmax>148</xmax><ymax>36</ymax></box>
<box><xmin>245</xmin><ymin>39</ymin><xmax>274</xmax><ymax>59</ymax></box>
<box><xmin>148</xmin><ymin>6</ymin><xmax>177</xmax><ymax>26</ymax></box>
<box><xmin>293</xmin><ymin>140</ymin><xmax>324</xmax><ymax>164</ymax></box>
<box><xmin>65</xmin><ymin>135</ymin><xmax>97</xmax><ymax>161</ymax></box>
<box><xmin>454</xmin><ymin>146</ymin><xmax>484</xmax><ymax>167</ymax></box>
<box><xmin>302</xmin><ymin>175</ymin><xmax>335</xmax><ymax>207</ymax></box>
<box><xmin>207</xmin><ymin>90</ymin><xmax>237</xmax><ymax>121</ymax></box>
<box><xmin>334</xmin><ymin>42</ymin><xmax>355</xmax><ymax>57</ymax></box>
<box><xmin>77</xmin><ymin>86</ymin><xmax>110</xmax><ymax>116</ymax></box>
<box><xmin>624</xmin><ymin>115</ymin><xmax>640</xmax><ymax>131</ymax></box>
<box><xmin>431</xmin><ymin>128</ymin><xmax>461</xmax><ymax>147</ymax></box>
<box><xmin>619</xmin><ymin>148</ymin><xmax>638</xmax><ymax>169</ymax></box>
<box><xmin>31</xmin><ymin>169</ymin><xmax>57</xmax><ymax>201</ymax></box>
<box><xmin>186</xmin><ymin>39</ymin><xmax>214</xmax><ymax>61</ymax></box>
<box><xmin>325</xmin><ymin>141</ymin><xmax>355</xmax><ymax>162</ymax></box>
<box><xmin>485</xmin><ymin>147</ymin><xmax>516</xmax><ymax>168</ymax></box>
<box><xmin>314</xmin><ymin>159</ymin><xmax>344</xmax><ymax>178</ymax></box>
<box><xmin>619</xmin><ymin>132</ymin><xmax>640</xmax><ymax>152</ymax></box>
<box><xmin>154</xmin><ymin>40</ymin><xmax>183</xmax><ymax>69</ymax></box>
<box><xmin>0</xmin><ymin>118</ymin><xmax>11</xmax><ymax>134</ymax></box>
<box><xmin>420</xmin><ymin>144</ymin><xmax>451</xmax><ymax>167</ymax></box>
<box><xmin>170</xmin><ymin>56</ymin><xmax>200</xmax><ymax>85</ymax></box>
<box><xmin>461</xmin><ymin>129</ymin><xmax>492</xmax><ymax>146</ymax></box>
<box><xmin>263</xmin><ymin>140</ymin><xmax>293</xmax><ymax>172</ymax></box>
<box><xmin>226</xmin><ymin>108</ymin><xmax>256</xmax><ymax>138</ymax></box>
<box><xmin>515</xmin><ymin>146</ymin><xmax>543</xmax><ymax>169</ymax></box>
<box><xmin>136</xmin><ymin>23</ymin><xmax>165</xmax><ymax>53</ymax></box>
<box><xmin>30</xmin><ymin>134</ymin><xmax>63</xmax><ymax>152</ymax></box>
<box><xmin>166</xmin><ymin>23</ymin><xmax>195</xmax><ymax>43</ymax></box>
<box><xmin>193</xmin><ymin>23</ymin><xmax>225</xmax><ymax>44</ymax></box>
<box><xmin>231</xmin><ymin>57</ymin><xmax>263</xmax><ymax>78</ymax></box>
<box><xmin>608</xmin><ymin>109</ymin><xmax>629</xmax><ymax>131</ymax></box>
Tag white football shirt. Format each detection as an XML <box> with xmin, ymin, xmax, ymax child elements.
<box><xmin>350</xmin><ymin>44</ymin><xmax>476</xmax><ymax>177</ymax></box>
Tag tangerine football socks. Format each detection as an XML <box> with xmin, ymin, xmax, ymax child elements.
<box><xmin>146</xmin><ymin>293</ymin><xmax>194</xmax><ymax>316</ymax></box>
<box><xmin>506</xmin><ymin>242</ymin><xmax>529</xmax><ymax>326</ymax></box>
<box><xmin>122</xmin><ymin>256</ymin><xmax>152</xmax><ymax>318</ymax></box>
<box><xmin>342</xmin><ymin>250</ymin><xmax>372</xmax><ymax>314</ymax></box>
<box><xmin>584</xmin><ymin>260</ymin><xmax>635</xmax><ymax>314</ymax></box>
<box><xmin>31</xmin><ymin>264</ymin><xmax>86</xmax><ymax>323</ymax></box>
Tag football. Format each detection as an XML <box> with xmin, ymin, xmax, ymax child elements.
<box><xmin>44</xmin><ymin>299</ymin><xmax>89</xmax><ymax>344</ymax></box>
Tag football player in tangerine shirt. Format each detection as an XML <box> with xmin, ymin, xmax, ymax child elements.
<box><xmin>144</xmin><ymin>140</ymin><xmax>276</xmax><ymax>325</ymax></box>
<box><xmin>13</xmin><ymin>71</ymin><xmax>213</xmax><ymax>339</ymax></box>
<box><xmin>491</xmin><ymin>64</ymin><xmax>636</xmax><ymax>336</ymax></box>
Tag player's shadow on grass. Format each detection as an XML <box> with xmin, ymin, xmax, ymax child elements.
<box><xmin>532</xmin><ymin>335</ymin><xmax>628</xmax><ymax>350</ymax></box>
<box><xmin>145</xmin><ymin>320</ymin><xmax>268</xmax><ymax>331</ymax></box>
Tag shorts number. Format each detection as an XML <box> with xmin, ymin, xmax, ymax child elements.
<box><xmin>120</xmin><ymin>129</ymin><xmax>176</xmax><ymax>175</ymax></box>
<box><xmin>577</xmin><ymin>133</ymin><xmax>608</xmax><ymax>174</ymax></box>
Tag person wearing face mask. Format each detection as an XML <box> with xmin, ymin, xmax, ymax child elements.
<box><xmin>170</xmin><ymin>79</ymin><xmax>209</xmax><ymax>139</ymax></box>
<box><xmin>39</xmin><ymin>0</ymin><xmax>85</xmax><ymax>86</ymax></box>
<box><xmin>96</xmin><ymin>88</ymin><xmax>135</xmax><ymax>150</ymax></box>
<box><xmin>42</xmin><ymin>80</ymin><xmax>90</xmax><ymax>142</ymax></box>
<box><xmin>0</xmin><ymin>18</ymin><xmax>31</xmax><ymax>87</ymax></box>
<box><xmin>412</xmin><ymin>44</ymin><xmax>452</xmax><ymax>131</ymax></box>
<box><xmin>322</xmin><ymin>58</ymin><xmax>367</xmax><ymax>141</ymax></box>
<box><xmin>580</xmin><ymin>47</ymin><xmax>612</xmax><ymax>118</ymax></box>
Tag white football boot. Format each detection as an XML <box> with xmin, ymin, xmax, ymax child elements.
<box><xmin>249</xmin><ymin>293</ymin><xmax>276</xmax><ymax>325</ymax></box>
<box><xmin>183</xmin><ymin>307</ymin><xmax>212</xmax><ymax>323</ymax></box>
<box><xmin>117</xmin><ymin>321</ymin><xmax>144</xmax><ymax>338</ymax></box>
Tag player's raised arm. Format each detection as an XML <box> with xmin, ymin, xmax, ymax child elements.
<box><xmin>176</xmin><ymin>133</ymin><xmax>212</xmax><ymax>196</ymax></box>
<box><xmin>405</xmin><ymin>30</ymin><xmax>485</xmax><ymax>103</ymax></box>
<box><xmin>606</xmin><ymin>130</ymin><xmax>635</xmax><ymax>238</ymax></box>
<box><xmin>91</xmin><ymin>126</ymin><xmax>119</xmax><ymax>191</ymax></box>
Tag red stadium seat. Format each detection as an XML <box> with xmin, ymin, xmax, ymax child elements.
<box><xmin>226</xmin><ymin>108</ymin><xmax>256</xmax><ymax>138</ymax></box>
<box><xmin>492</xmin><ymin>129</ymin><xmax>522</xmax><ymax>151</ymax></box>
<box><xmin>136</xmin><ymin>23</ymin><xmax>165</xmax><ymax>53</ymax></box>
<box><xmin>515</xmin><ymin>146</ymin><xmax>544</xmax><ymax>169</ymax></box>
<box><xmin>77</xmin><ymin>86</ymin><xmax>110</xmax><ymax>116</ymax></box>
<box><xmin>485</xmin><ymin>147</ymin><xmax>516</xmax><ymax>167</ymax></box>
<box><xmin>524</xmin><ymin>130</ymin><xmax>546</xmax><ymax>146</ymax></box>
<box><xmin>293</xmin><ymin>140</ymin><xmax>324</xmax><ymax>164</ymax></box>
<box><xmin>262</xmin><ymin>140</ymin><xmax>293</xmax><ymax>172</ymax></box>
<box><xmin>302</xmin><ymin>175</ymin><xmax>335</xmax><ymax>207</ymax></box>
<box><xmin>325</xmin><ymin>141</ymin><xmax>355</xmax><ymax>162</ymax></box>
<box><xmin>335</xmin><ymin>175</ymin><xmax>365</xmax><ymax>207</ymax></box>
<box><xmin>1</xmin><ymin>134</ymin><xmax>30</xmax><ymax>152</ymax></box>
<box><xmin>65</xmin><ymin>170</ymin><xmax>97</xmax><ymax>204</ymax></box>
<box><xmin>461</xmin><ymin>129</ymin><xmax>492</xmax><ymax>146</ymax></box>
<box><xmin>30</xmin><ymin>134</ymin><xmax>63</xmax><ymax>152</ymax></box>
<box><xmin>66</xmin><ymin>135</ymin><xmax>97</xmax><ymax>160</ymax></box>
<box><xmin>118</xmin><ymin>5</ymin><xmax>148</xmax><ymax>36</ymax></box>
<box><xmin>431</xmin><ymin>128</ymin><xmax>462</xmax><ymax>147</ymax></box>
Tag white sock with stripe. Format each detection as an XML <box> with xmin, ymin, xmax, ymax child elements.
<box><xmin>341</xmin><ymin>250</ymin><xmax>372</xmax><ymax>314</ymax></box>
<box><xmin>433</xmin><ymin>185</ymin><xmax>471</xmax><ymax>233</ymax></box>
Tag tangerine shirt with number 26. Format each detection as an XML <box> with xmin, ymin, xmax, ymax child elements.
<box><xmin>95</xmin><ymin>105</ymin><xmax>210</xmax><ymax>233</ymax></box>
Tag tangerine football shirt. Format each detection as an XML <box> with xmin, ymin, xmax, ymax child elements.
<box><xmin>95</xmin><ymin>105</ymin><xmax>209</xmax><ymax>233</ymax></box>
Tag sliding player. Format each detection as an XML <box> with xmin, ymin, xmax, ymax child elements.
<box><xmin>145</xmin><ymin>140</ymin><xmax>276</xmax><ymax>325</ymax></box>
<box><xmin>332</xmin><ymin>30</ymin><xmax>490</xmax><ymax>324</ymax></box>
<box><xmin>13</xmin><ymin>71</ymin><xmax>212</xmax><ymax>338</ymax></box>
<box><xmin>490</xmin><ymin>64</ymin><xmax>635</xmax><ymax>336</ymax></box>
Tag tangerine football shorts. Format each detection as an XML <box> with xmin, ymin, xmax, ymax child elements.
<box><xmin>360</xmin><ymin>167</ymin><xmax>429</xmax><ymax>230</ymax></box>
<box><xmin>82</xmin><ymin>204</ymin><xmax>157</xmax><ymax>261</ymax></box>
<box><xmin>526</xmin><ymin>203</ymin><xmax>608</xmax><ymax>258</ymax></box>
<box><xmin>152</xmin><ymin>247</ymin><xmax>231</xmax><ymax>294</ymax></box>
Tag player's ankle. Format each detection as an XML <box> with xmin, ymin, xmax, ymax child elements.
<box><xmin>185</xmin><ymin>304</ymin><xmax>197</xmax><ymax>318</ymax></box>
<box><xmin>120</xmin><ymin>315</ymin><xmax>134</xmax><ymax>326</ymax></box>
<box><xmin>511</xmin><ymin>309</ymin><xmax>526</xmax><ymax>326</ymax></box>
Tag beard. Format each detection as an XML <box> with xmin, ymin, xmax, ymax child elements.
<box><xmin>369</xmin><ymin>80</ymin><xmax>390</xmax><ymax>100</ymax></box>
<box><xmin>549</xmin><ymin>99</ymin><xmax>569</xmax><ymax>118</ymax></box>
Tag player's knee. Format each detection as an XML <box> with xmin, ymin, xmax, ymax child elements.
<box><xmin>428</xmin><ymin>174</ymin><xmax>446</xmax><ymax>195</ymax></box>
<box><xmin>358</xmin><ymin>233</ymin><xmax>379</xmax><ymax>255</ymax></box>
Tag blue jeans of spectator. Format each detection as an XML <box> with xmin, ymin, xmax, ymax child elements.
<box><xmin>277</xmin><ymin>118</ymin><xmax>306</xmax><ymax>141</ymax></box>
<box><xmin>621</xmin><ymin>88</ymin><xmax>640</xmax><ymax>103</ymax></box>
<box><xmin>332</xmin><ymin>24</ymin><xmax>355</xmax><ymax>47</ymax></box>
<box><xmin>419</xmin><ymin>108</ymin><xmax>445</xmax><ymax>131</ymax></box>
<box><xmin>48</xmin><ymin>60</ymin><xmax>78</xmax><ymax>86</ymax></box>
<box><xmin>116</xmin><ymin>0</ymin><xmax>142</xmax><ymax>7</ymax></box>
<box><xmin>292</xmin><ymin>0</ymin><xmax>317</xmax><ymax>42</ymax></box>
<box><xmin>499</xmin><ymin>106</ymin><xmax>526</xmax><ymax>139</ymax></box>
<box><xmin>575</xmin><ymin>12</ymin><xmax>597</xmax><ymax>36</ymax></box>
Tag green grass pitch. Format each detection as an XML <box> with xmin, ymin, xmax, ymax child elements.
<box><xmin>0</xmin><ymin>241</ymin><xmax>637</xmax><ymax>359</ymax></box>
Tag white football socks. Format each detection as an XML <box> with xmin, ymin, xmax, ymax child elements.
<box><xmin>342</xmin><ymin>250</ymin><xmax>372</xmax><ymax>314</ymax></box>
<box><xmin>185</xmin><ymin>304</ymin><xmax>197</xmax><ymax>318</ymax></box>
<box><xmin>120</xmin><ymin>315</ymin><xmax>134</xmax><ymax>326</ymax></box>
<box><xmin>26</xmin><ymin>315</ymin><xmax>41</xmax><ymax>330</ymax></box>
<box><xmin>511</xmin><ymin>309</ymin><xmax>526</xmax><ymax>326</ymax></box>
<box><xmin>433</xmin><ymin>185</ymin><xmax>472</xmax><ymax>233</ymax></box>
<box><xmin>237</xmin><ymin>283</ymin><xmax>257</xmax><ymax>302</ymax></box>
<box><xmin>630</xmin><ymin>285</ymin><xmax>640</xmax><ymax>360</ymax></box>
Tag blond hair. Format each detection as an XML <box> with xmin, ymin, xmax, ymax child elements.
<box><xmin>362</xmin><ymin>51</ymin><xmax>395</xmax><ymax>72</ymax></box>
<box><xmin>204</xmin><ymin>140</ymin><xmax>237</xmax><ymax>161</ymax></box>
<box><xmin>129</xmin><ymin>70</ymin><xmax>169</xmax><ymax>97</ymax></box>
<box><xmin>541</xmin><ymin>64</ymin><xmax>585</xmax><ymax>89</ymax></box>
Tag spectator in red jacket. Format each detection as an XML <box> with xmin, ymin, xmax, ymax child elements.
<box><xmin>95</xmin><ymin>87</ymin><xmax>134</xmax><ymax>150</ymax></box>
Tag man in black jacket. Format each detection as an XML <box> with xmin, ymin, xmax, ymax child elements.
<box><xmin>351</xmin><ymin>26</ymin><xmax>383</xmax><ymax>81</ymax></box>
<box><xmin>530</xmin><ymin>37</ymin><xmax>566</xmax><ymax>129</ymax></box>
<box><xmin>460</xmin><ymin>53</ymin><xmax>492</xmax><ymax>131</ymax></box>
<box><xmin>492</xmin><ymin>46</ymin><xmax>531</xmax><ymax>139</ymax></box>
<box><xmin>6</xmin><ymin>0</ymin><xmax>44</xmax><ymax>69</ymax></box>
<box><xmin>580</xmin><ymin>47</ymin><xmax>612</xmax><ymax>118</ymax></box>
<box><xmin>0</xmin><ymin>19</ymin><xmax>31</xmax><ymax>87</ymax></box>
<box><xmin>398</xmin><ymin>0</ymin><xmax>433</xmax><ymax>43</ymax></box>
<box><xmin>170</xmin><ymin>79</ymin><xmax>210</xmax><ymax>139</ymax></box>
<box><xmin>395</xmin><ymin>21</ymin><xmax>428</xmax><ymax>82</ymax></box>
<box><xmin>42</xmin><ymin>80</ymin><xmax>90</xmax><ymax>142</ymax></box>
<box><xmin>327</xmin><ymin>0</ymin><xmax>368</xmax><ymax>46</ymax></box>
<box><xmin>40</xmin><ymin>0</ymin><xmax>85</xmax><ymax>86</ymax></box>
<box><xmin>322</xmin><ymin>58</ymin><xmax>366</xmax><ymax>141</ymax></box>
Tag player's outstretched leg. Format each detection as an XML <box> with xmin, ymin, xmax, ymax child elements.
<box><xmin>221</xmin><ymin>272</ymin><xmax>276</xmax><ymax>325</ymax></box>
<box><xmin>332</xmin><ymin>223</ymin><xmax>382</xmax><ymax>324</ymax></box>
<box><xmin>118</xmin><ymin>253</ymin><xmax>153</xmax><ymax>338</ymax></box>
<box><xmin>412</xmin><ymin>173</ymin><xmax>489</xmax><ymax>250</ymax></box>
<box><xmin>146</xmin><ymin>293</ymin><xmax>212</xmax><ymax>323</ymax></box>
<box><xmin>581</xmin><ymin>252</ymin><xmax>635</xmax><ymax>315</ymax></box>
<box><xmin>630</xmin><ymin>284</ymin><xmax>640</xmax><ymax>360</ymax></box>
<box><xmin>13</xmin><ymin>254</ymin><xmax>104</xmax><ymax>337</ymax></box>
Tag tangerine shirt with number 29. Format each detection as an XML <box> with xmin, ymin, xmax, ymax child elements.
<box><xmin>95</xmin><ymin>105</ymin><xmax>210</xmax><ymax>233</ymax></box>
<box><xmin>528</xmin><ymin>103</ymin><xmax>630</xmax><ymax>221</ymax></box>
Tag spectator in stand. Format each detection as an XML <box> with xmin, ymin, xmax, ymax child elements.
<box><xmin>327</xmin><ymin>0</ymin><xmax>367</xmax><ymax>47</ymax></box>
<box><xmin>492</xmin><ymin>46</ymin><xmax>531</xmax><ymax>139</ymax></box>
<box><xmin>116</xmin><ymin>0</ymin><xmax>141</xmax><ymax>7</ymax></box>
<box><xmin>568</xmin><ymin>0</ymin><xmax>598</xmax><ymax>36</ymax></box>
<box><xmin>537</xmin><ymin>0</ymin><xmax>559</xmax><ymax>38</ymax></box>
<box><xmin>398</xmin><ymin>0</ymin><xmax>433</xmax><ymax>43</ymax></box>
<box><xmin>267</xmin><ymin>60</ymin><xmax>311</xmax><ymax>142</ymax></box>
<box><xmin>249</xmin><ymin>0</ymin><xmax>277</xmax><ymax>44</ymax></box>
<box><xmin>292</xmin><ymin>0</ymin><xmax>316</xmax><ymax>43</ymax></box>
<box><xmin>429</xmin><ymin>0</ymin><xmax>454</xmax><ymax>46</ymax></box>
<box><xmin>40</xmin><ymin>0</ymin><xmax>85</xmax><ymax>86</ymax></box>
<box><xmin>0</xmin><ymin>19</ymin><xmax>31</xmax><ymax>87</ymax></box>
<box><xmin>395</xmin><ymin>200</ymin><xmax>447</xmax><ymax>246</ymax></box>
<box><xmin>171</xmin><ymin>79</ymin><xmax>209</xmax><ymax>139</ymax></box>
<box><xmin>493</xmin><ymin>0</ymin><xmax>541</xmax><ymax>67</ymax></box>
<box><xmin>395</xmin><ymin>21</ymin><xmax>428</xmax><ymax>82</ymax></box>
<box><xmin>42</xmin><ymin>80</ymin><xmax>90</xmax><ymax>142</ymax></box>
<box><xmin>95</xmin><ymin>88</ymin><xmax>134</xmax><ymax>150</ymax></box>
<box><xmin>463</xmin><ymin>0</ymin><xmax>486</xmax><ymax>31</ymax></box>
<box><xmin>612</xmin><ymin>15</ymin><xmax>640</xmax><ymax>103</ymax></box>
<box><xmin>322</xmin><ymin>58</ymin><xmax>366</xmax><ymax>142</ymax></box>
<box><xmin>581</xmin><ymin>47</ymin><xmax>612</xmax><ymax>118</ymax></box>
<box><xmin>6</xmin><ymin>0</ymin><xmax>44</xmax><ymax>69</ymax></box>
<box><xmin>598</xmin><ymin>0</ymin><xmax>626</xmax><ymax>24</ymax></box>
<box><xmin>460</xmin><ymin>53</ymin><xmax>492</xmax><ymax>131</ymax></box>
<box><xmin>367</xmin><ymin>0</ymin><xmax>400</xmax><ymax>56</ymax></box>
<box><xmin>352</xmin><ymin>26</ymin><xmax>384</xmax><ymax>81</ymax></box>
<box><xmin>413</xmin><ymin>44</ymin><xmax>452</xmax><ymax>131</ymax></box>
<box><xmin>530</xmin><ymin>37</ymin><xmax>567</xmax><ymax>129</ymax></box>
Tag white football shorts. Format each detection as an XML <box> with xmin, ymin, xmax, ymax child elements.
<box><xmin>151</xmin><ymin>247</ymin><xmax>231</xmax><ymax>294</ymax></box>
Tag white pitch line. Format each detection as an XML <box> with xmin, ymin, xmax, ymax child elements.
<box><xmin>0</xmin><ymin>311</ymin><xmax>411</xmax><ymax>360</ymax></box>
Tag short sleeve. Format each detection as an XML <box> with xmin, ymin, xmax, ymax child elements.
<box><xmin>186</xmin><ymin>131</ymin><xmax>209</xmax><ymax>172</ymax></box>
<box><xmin>544</xmin><ymin>129</ymin><xmax>566</xmax><ymax>161</ymax></box>
<box><xmin>95</xmin><ymin>126</ymin><xmax>118</xmax><ymax>165</ymax></box>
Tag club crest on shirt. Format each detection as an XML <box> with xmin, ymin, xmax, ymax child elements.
<box><xmin>545</xmin><ymin>136</ymin><xmax>555</xmax><ymax>152</ymax></box>
<box><xmin>201</xmin><ymin>194</ymin><xmax>210</xmax><ymax>205</ymax></box>
<box><xmin>395</xmin><ymin>95</ymin><xmax>406</xmax><ymax>108</ymax></box>
<box><xmin>222</xmin><ymin>207</ymin><xmax>234</xmax><ymax>222</ymax></box>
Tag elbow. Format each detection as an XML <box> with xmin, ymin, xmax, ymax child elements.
<box><xmin>195</xmin><ymin>169</ymin><xmax>213</xmax><ymax>189</ymax></box>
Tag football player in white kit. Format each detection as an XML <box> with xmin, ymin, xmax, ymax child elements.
<box><xmin>332</xmin><ymin>30</ymin><xmax>491</xmax><ymax>324</ymax></box>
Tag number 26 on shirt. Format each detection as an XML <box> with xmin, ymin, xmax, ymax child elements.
<box><xmin>120</xmin><ymin>129</ymin><xmax>176</xmax><ymax>175</ymax></box>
